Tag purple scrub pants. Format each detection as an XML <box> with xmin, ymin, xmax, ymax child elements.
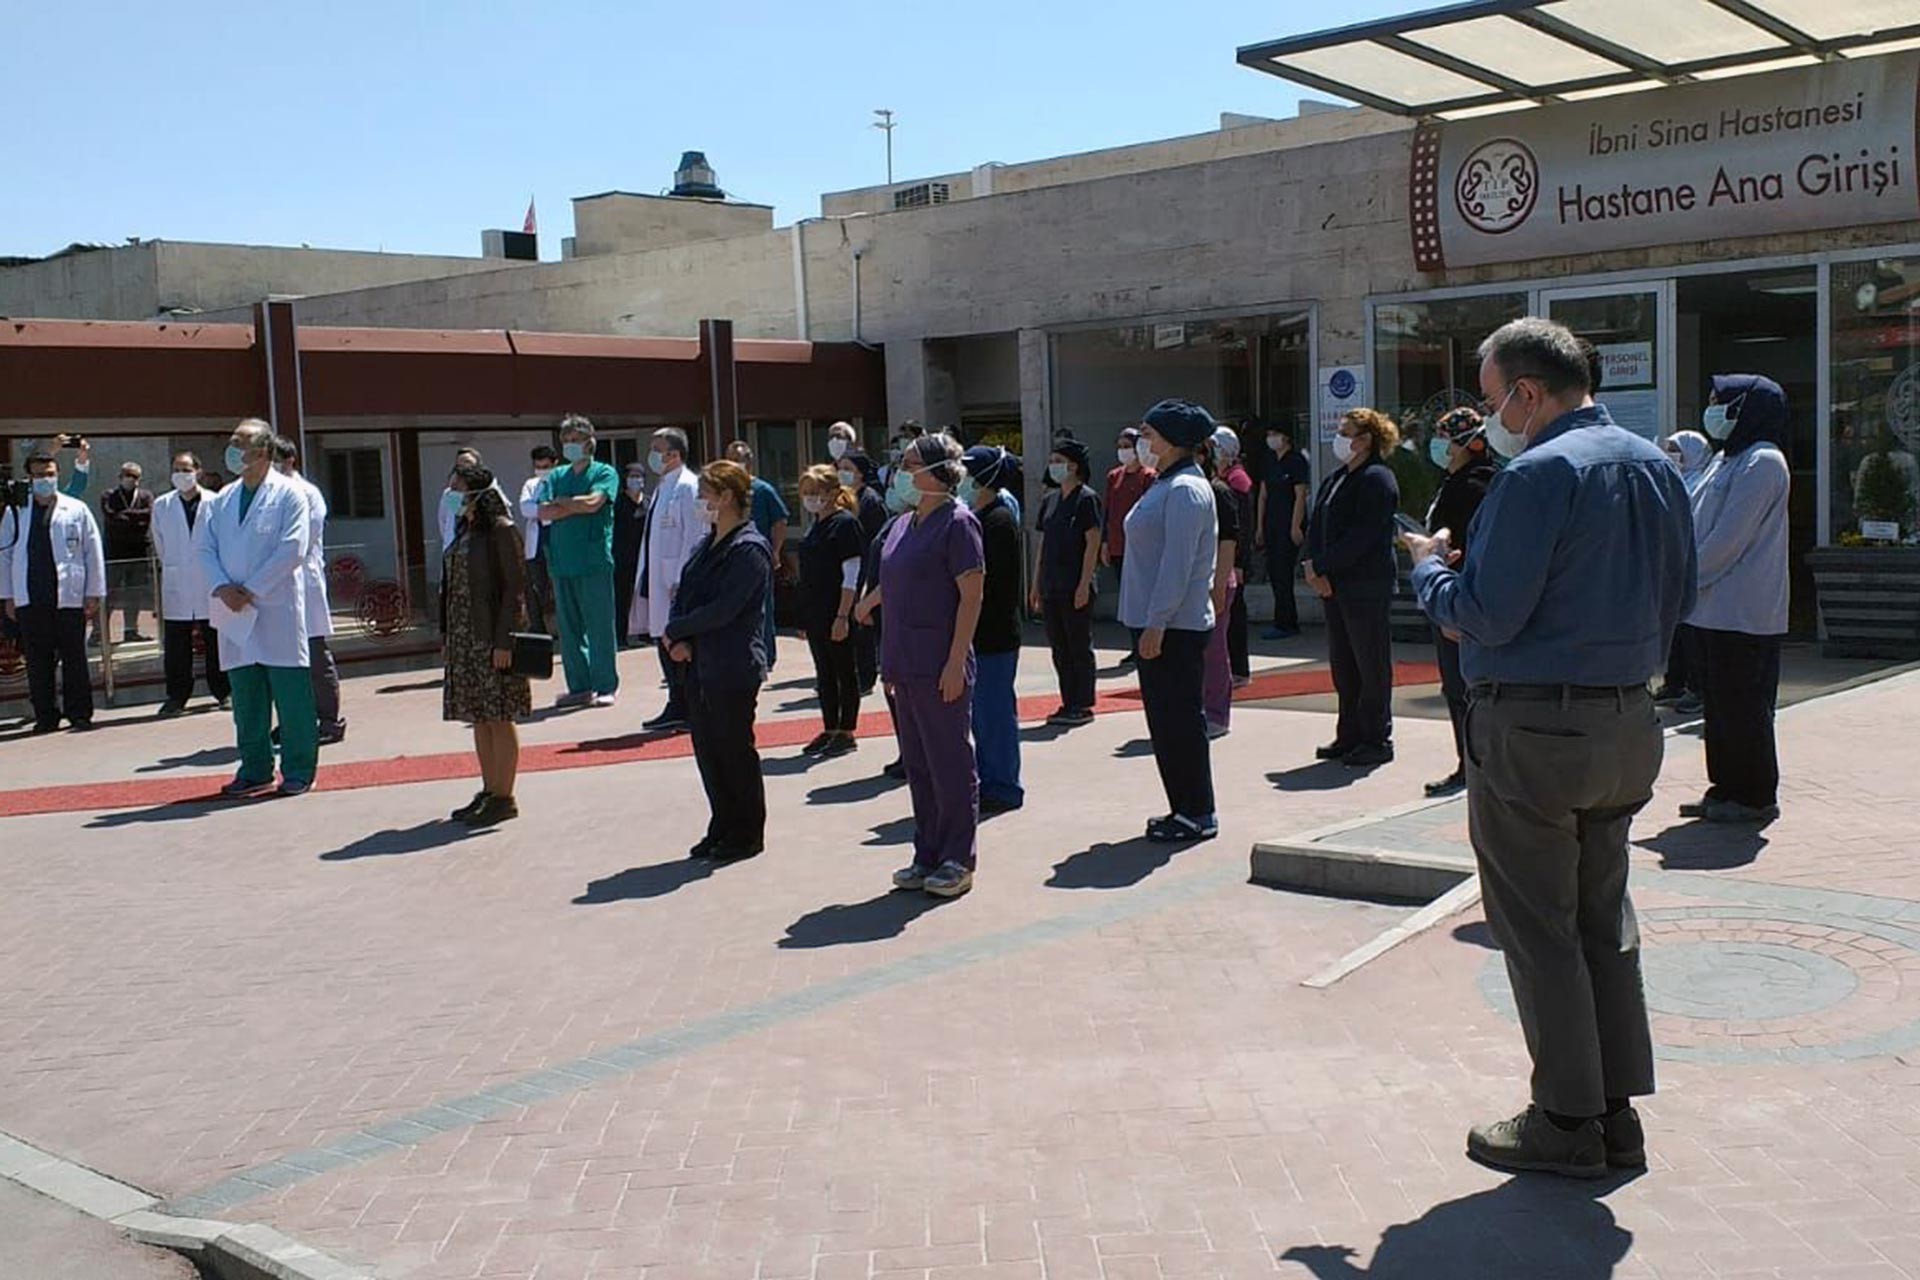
<box><xmin>1203</xmin><ymin>583</ymin><xmax>1239</xmax><ymax>730</ymax></box>
<box><xmin>892</xmin><ymin>676</ymin><xmax>978</xmax><ymax>871</ymax></box>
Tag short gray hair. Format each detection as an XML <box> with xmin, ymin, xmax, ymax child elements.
<box><xmin>558</xmin><ymin>413</ymin><xmax>595</xmax><ymax>441</ymax></box>
<box><xmin>233</xmin><ymin>418</ymin><xmax>275</xmax><ymax>454</ymax></box>
<box><xmin>1477</xmin><ymin>317</ymin><xmax>1592</xmax><ymax>397</ymax></box>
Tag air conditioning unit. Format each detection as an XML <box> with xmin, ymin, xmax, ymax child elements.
<box><xmin>891</xmin><ymin>182</ymin><xmax>951</xmax><ymax>211</ymax></box>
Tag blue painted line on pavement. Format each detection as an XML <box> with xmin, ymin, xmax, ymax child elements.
<box><xmin>163</xmin><ymin>863</ymin><xmax>1245</xmax><ymax>1217</ymax></box>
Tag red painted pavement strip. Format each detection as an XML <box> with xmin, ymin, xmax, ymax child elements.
<box><xmin>0</xmin><ymin>661</ymin><xmax>1439</xmax><ymax>818</ymax></box>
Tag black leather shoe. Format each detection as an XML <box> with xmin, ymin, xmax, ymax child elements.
<box><xmin>708</xmin><ymin>842</ymin><xmax>763</xmax><ymax>861</ymax></box>
<box><xmin>1315</xmin><ymin>742</ymin><xmax>1355</xmax><ymax>761</ymax></box>
<box><xmin>1343</xmin><ymin>743</ymin><xmax>1395</xmax><ymax>768</ymax></box>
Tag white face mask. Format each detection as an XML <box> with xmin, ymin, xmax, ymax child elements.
<box><xmin>837</xmin><ymin>469</ymin><xmax>859</xmax><ymax>489</ymax></box>
<box><xmin>802</xmin><ymin>495</ymin><xmax>826</xmax><ymax>515</ymax></box>
<box><xmin>693</xmin><ymin>499</ymin><xmax>715</xmax><ymax>524</ymax></box>
<box><xmin>1135</xmin><ymin>440</ymin><xmax>1159</xmax><ymax>471</ymax></box>
<box><xmin>171</xmin><ymin>470</ymin><xmax>198</xmax><ymax>493</ymax></box>
<box><xmin>626</xmin><ymin>476</ymin><xmax>646</xmax><ymax>493</ymax></box>
<box><xmin>1484</xmin><ymin>384</ymin><xmax>1535</xmax><ymax>459</ymax></box>
<box><xmin>1116</xmin><ymin>446</ymin><xmax>1136</xmax><ymax>467</ymax></box>
<box><xmin>1702</xmin><ymin>403</ymin><xmax>1734</xmax><ymax>441</ymax></box>
<box><xmin>827</xmin><ymin>437</ymin><xmax>849</xmax><ymax>460</ymax></box>
<box><xmin>1267</xmin><ymin>435</ymin><xmax>1286</xmax><ymax>454</ymax></box>
<box><xmin>1332</xmin><ymin>434</ymin><xmax>1358</xmax><ymax>465</ymax></box>
<box><xmin>648</xmin><ymin>451</ymin><xmax>669</xmax><ymax>476</ymax></box>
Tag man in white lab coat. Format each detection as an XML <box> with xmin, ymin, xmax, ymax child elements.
<box><xmin>635</xmin><ymin>427</ymin><xmax>704</xmax><ymax>733</ymax></box>
<box><xmin>197</xmin><ymin>420</ymin><xmax>316</xmax><ymax>797</ymax></box>
<box><xmin>0</xmin><ymin>451</ymin><xmax>106</xmax><ymax>733</ymax></box>
<box><xmin>274</xmin><ymin>436</ymin><xmax>346</xmax><ymax>743</ymax></box>
<box><xmin>149</xmin><ymin>450</ymin><xmax>230</xmax><ymax>716</ymax></box>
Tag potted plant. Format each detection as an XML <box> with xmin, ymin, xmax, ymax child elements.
<box><xmin>1809</xmin><ymin>430</ymin><xmax>1920</xmax><ymax>658</ymax></box>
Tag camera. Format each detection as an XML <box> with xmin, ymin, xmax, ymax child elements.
<box><xmin>3</xmin><ymin>475</ymin><xmax>30</xmax><ymax>506</ymax></box>
<box><xmin>59</xmin><ymin>433</ymin><xmax>86</xmax><ymax>449</ymax></box>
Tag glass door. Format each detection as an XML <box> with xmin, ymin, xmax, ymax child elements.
<box><xmin>1539</xmin><ymin>281</ymin><xmax>1675</xmax><ymax>443</ymax></box>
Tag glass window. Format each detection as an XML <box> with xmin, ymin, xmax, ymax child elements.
<box><xmin>1373</xmin><ymin>292</ymin><xmax>1528</xmax><ymax>440</ymax></box>
<box><xmin>1830</xmin><ymin>255</ymin><xmax>1920</xmax><ymax>540</ymax></box>
<box><xmin>326</xmin><ymin>449</ymin><xmax>386</xmax><ymax>520</ymax></box>
<box><xmin>1052</xmin><ymin>315</ymin><xmax>1294</xmax><ymax>442</ymax></box>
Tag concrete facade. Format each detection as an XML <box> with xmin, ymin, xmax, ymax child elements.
<box><xmin>0</xmin><ymin>240</ymin><xmax>513</xmax><ymax>321</ymax></box>
<box><xmin>568</xmin><ymin>192</ymin><xmax>775</xmax><ymax>258</ymax></box>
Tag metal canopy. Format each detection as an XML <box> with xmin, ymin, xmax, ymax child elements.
<box><xmin>1237</xmin><ymin>0</ymin><xmax>1920</xmax><ymax>117</ymax></box>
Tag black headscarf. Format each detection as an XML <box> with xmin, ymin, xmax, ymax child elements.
<box><xmin>1710</xmin><ymin>373</ymin><xmax>1790</xmax><ymax>459</ymax></box>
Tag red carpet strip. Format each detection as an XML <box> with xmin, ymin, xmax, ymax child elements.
<box><xmin>0</xmin><ymin>662</ymin><xmax>1439</xmax><ymax>817</ymax></box>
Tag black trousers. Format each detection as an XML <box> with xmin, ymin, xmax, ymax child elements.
<box><xmin>1227</xmin><ymin>583</ymin><xmax>1250</xmax><ymax>679</ymax></box>
<box><xmin>805</xmin><ymin>622</ymin><xmax>861</xmax><ymax>732</ymax></box>
<box><xmin>524</xmin><ymin>555</ymin><xmax>554</xmax><ymax>636</ymax></box>
<box><xmin>1661</xmin><ymin>623</ymin><xmax>1705</xmax><ymax>696</ymax></box>
<box><xmin>1265</xmin><ymin>535</ymin><xmax>1300</xmax><ymax>630</ymax></box>
<box><xmin>163</xmin><ymin>618</ymin><xmax>230</xmax><ymax>705</ymax></box>
<box><xmin>1435</xmin><ymin>632</ymin><xmax>1467</xmax><ymax>771</ymax></box>
<box><xmin>854</xmin><ymin>625</ymin><xmax>879</xmax><ymax>693</ymax></box>
<box><xmin>1699</xmin><ymin>628</ymin><xmax>1782</xmax><ymax>809</ymax></box>
<box><xmin>20</xmin><ymin>604</ymin><xmax>92</xmax><ymax>727</ymax></box>
<box><xmin>656</xmin><ymin>638</ymin><xmax>687</xmax><ymax>719</ymax></box>
<box><xmin>613</xmin><ymin>554</ymin><xmax>640</xmax><ymax>645</ymax></box>
<box><xmin>1138</xmin><ymin>627</ymin><xmax>1214</xmax><ymax>819</ymax></box>
<box><xmin>1326</xmin><ymin>588</ymin><xmax>1394</xmax><ymax>749</ymax></box>
<box><xmin>688</xmin><ymin>681</ymin><xmax>765</xmax><ymax>848</ymax></box>
<box><xmin>1041</xmin><ymin>594</ymin><xmax>1096</xmax><ymax>711</ymax></box>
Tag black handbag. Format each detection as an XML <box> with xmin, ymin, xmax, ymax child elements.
<box><xmin>509</xmin><ymin>631</ymin><xmax>555</xmax><ymax>680</ymax></box>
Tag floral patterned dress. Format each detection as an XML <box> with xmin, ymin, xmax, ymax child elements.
<box><xmin>443</xmin><ymin>528</ymin><xmax>532</xmax><ymax>725</ymax></box>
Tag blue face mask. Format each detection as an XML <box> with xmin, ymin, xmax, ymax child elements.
<box><xmin>225</xmin><ymin>444</ymin><xmax>248</xmax><ymax>475</ymax></box>
<box><xmin>888</xmin><ymin>469</ymin><xmax>919</xmax><ymax>511</ymax></box>
<box><xmin>1429</xmin><ymin>437</ymin><xmax>1452</xmax><ymax>469</ymax></box>
<box><xmin>31</xmin><ymin>476</ymin><xmax>57</xmax><ymax>499</ymax></box>
<box><xmin>562</xmin><ymin>441</ymin><xmax>589</xmax><ymax>463</ymax></box>
<box><xmin>956</xmin><ymin>476</ymin><xmax>978</xmax><ymax>506</ymax></box>
<box><xmin>442</xmin><ymin>489</ymin><xmax>465</xmax><ymax>515</ymax></box>
<box><xmin>1702</xmin><ymin>404</ymin><xmax>1734</xmax><ymax>441</ymax></box>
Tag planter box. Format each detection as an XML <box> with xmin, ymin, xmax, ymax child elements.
<box><xmin>1808</xmin><ymin>546</ymin><xmax>1920</xmax><ymax>659</ymax></box>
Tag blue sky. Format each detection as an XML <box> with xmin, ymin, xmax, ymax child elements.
<box><xmin>3</xmin><ymin>0</ymin><xmax>1415</xmax><ymax>261</ymax></box>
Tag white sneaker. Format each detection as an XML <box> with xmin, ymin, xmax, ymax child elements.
<box><xmin>591</xmin><ymin>692</ymin><xmax>617</xmax><ymax>708</ymax></box>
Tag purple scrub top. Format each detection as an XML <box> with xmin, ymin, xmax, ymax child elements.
<box><xmin>877</xmin><ymin>498</ymin><xmax>984</xmax><ymax>683</ymax></box>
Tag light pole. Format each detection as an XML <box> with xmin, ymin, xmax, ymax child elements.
<box><xmin>872</xmin><ymin>108</ymin><xmax>896</xmax><ymax>185</ymax></box>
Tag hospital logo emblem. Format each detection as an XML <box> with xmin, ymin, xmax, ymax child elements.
<box><xmin>1455</xmin><ymin>138</ymin><xmax>1538</xmax><ymax>235</ymax></box>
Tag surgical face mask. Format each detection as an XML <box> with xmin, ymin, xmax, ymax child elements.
<box><xmin>1267</xmin><ymin>434</ymin><xmax>1286</xmax><ymax>454</ymax></box>
<box><xmin>1429</xmin><ymin>437</ymin><xmax>1453</xmax><ymax>469</ymax></box>
<box><xmin>647</xmin><ymin>451</ymin><xmax>669</xmax><ymax>476</ymax></box>
<box><xmin>534</xmin><ymin>464</ymin><xmax>552</xmax><ymax>478</ymax></box>
<box><xmin>626</xmin><ymin>476</ymin><xmax>646</xmax><ymax>494</ymax></box>
<box><xmin>172</xmin><ymin>470</ymin><xmax>197</xmax><ymax>493</ymax></box>
<box><xmin>693</xmin><ymin>498</ymin><xmax>715</xmax><ymax>524</ymax></box>
<box><xmin>1484</xmin><ymin>383</ymin><xmax>1535</xmax><ymax>459</ymax></box>
<box><xmin>225</xmin><ymin>445</ymin><xmax>248</xmax><ymax>475</ymax></box>
<box><xmin>802</xmin><ymin>494</ymin><xmax>826</xmax><ymax>515</ymax></box>
<box><xmin>828</xmin><ymin>437</ymin><xmax>849</xmax><ymax>460</ymax></box>
<box><xmin>562</xmin><ymin>441</ymin><xmax>590</xmax><ymax>464</ymax></box>
<box><xmin>1116</xmin><ymin>446</ymin><xmax>1136</xmax><ymax>467</ymax></box>
<box><xmin>441</xmin><ymin>489</ymin><xmax>465</xmax><ymax>516</ymax></box>
<box><xmin>956</xmin><ymin>476</ymin><xmax>979</xmax><ymax>506</ymax></box>
<box><xmin>1702</xmin><ymin>403</ymin><xmax>1735</xmax><ymax>441</ymax></box>
<box><xmin>884</xmin><ymin>482</ymin><xmax>915</xmax><ymax>514</ymax></box>
<box><xmin>1135</xmin><ymin>440</ymin><xmax>1160</xmax><ymax>471</ymax></box>
<box><xmin>30</xmin><ymin>476</ymin><xmax>57</xmax><ymax>499</ymax></box>
<box><xmin>1332</xmin><ymin>434</ymin><xmax>1358</xmax><ymax>465</ymax></box>
<box><xmin>837</xmin><ymin>469</ymin><xmax>859</xmax><ymax>489</ymax></box>
<box><xmin>1047</xmin><ymin>461</ymin><xmax>1070</xmax><ymax>485</ymax></box>
<box><xmin>120</xmin><ymin>476</ymin><xmax>138</xmax><ymax>491</ymax></box>
<box><xmin>890</xmin><ymin>468</ymin><xmax>920</xmax><ymax>507</ymax></box>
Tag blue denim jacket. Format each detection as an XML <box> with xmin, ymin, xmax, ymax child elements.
<box><xmin>1412</xmin><ymin>404</ymin><xmax>1697</xmax><ymax>686</ymax></box>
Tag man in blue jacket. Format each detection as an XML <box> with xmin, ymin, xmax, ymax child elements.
<box><xmin>1406</xmin><ymin>317</ymin><xmax>1696</xmax><ymax>1180</ymax></box>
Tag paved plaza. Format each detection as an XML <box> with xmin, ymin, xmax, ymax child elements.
<box><xmin>1</xmin><ymin>632</ymin><xmax>1917</xmax><ymax>1279</ymax></box>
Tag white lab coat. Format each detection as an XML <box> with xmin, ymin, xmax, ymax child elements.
<box><xmin>632</xmin><ymin>464</ymin><xmax>703</xmax><ymax>638</ymax></box>
<box><xmin>196</xmin><ymin>470</ymin><xmax>311</xmax><ymax>670</ymax></box>
<box><xmin>0</xmin><ymin>493</ymin><xmax>106</xmax><ymax>609</ymax></box>
<box><xmin>517</xmin><ymin>472</ymin><xmax>552</xmax><ymax>560</ymax></box>
<box><xmin>149</xmin><ymin>487</ymin><xmax>213</xmax><ymax>621</ymax></box>
<box><xmin>288</xmin><ymin>472</ymin><xmax>336</xmax><ymax>639</ymax></box>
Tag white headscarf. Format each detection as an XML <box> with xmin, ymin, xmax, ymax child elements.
<box><xmin>1665</xmin><ymin>430</ymin><xmax>1714</xmax><ymax>494</ymax></box>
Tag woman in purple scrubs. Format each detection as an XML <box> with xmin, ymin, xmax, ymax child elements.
<box><xmin>853</xmin><ymin>434</ymin><xmax>985</xmax><ymax>899</ymax></box>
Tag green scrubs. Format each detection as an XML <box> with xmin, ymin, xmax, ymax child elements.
<box><xmin>544</xmin><ymin>460</ymin><xmax>620</xmax><ymax>696</ymax></box>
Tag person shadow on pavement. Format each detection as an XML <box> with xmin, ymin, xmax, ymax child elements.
<box><xmin>778</xmin><ymin>891</ymin><xmax>954</xmax><ymax>948</ymax></box>
<box><xmin>1268</xmin><ymin>761</ymin><xmax>1377</xmax><ymax>792</ymax></box>
<box><xmin>575</xmin><ymin>855</ymin><xmax>748</xmax><ymax>903</ymax></box>
<box><xmin>1278</xmin><ymin>1175</ymin><xmax>1634</xmax><ymax>1280</ymax></box>
<box><xmin>1047</xmin><ymin>837</ymin><xmax>1180</xmax><ymax>890</ymax></box>
<box><xmin>1634</xmin><ymin>821</ymin><xmax>1768</xmax><ymax>871</ymax></box>
<box><xmin>320</xmin><ymin>821</ymin><xmax>495</xmax><ymax>860</ymax></box>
